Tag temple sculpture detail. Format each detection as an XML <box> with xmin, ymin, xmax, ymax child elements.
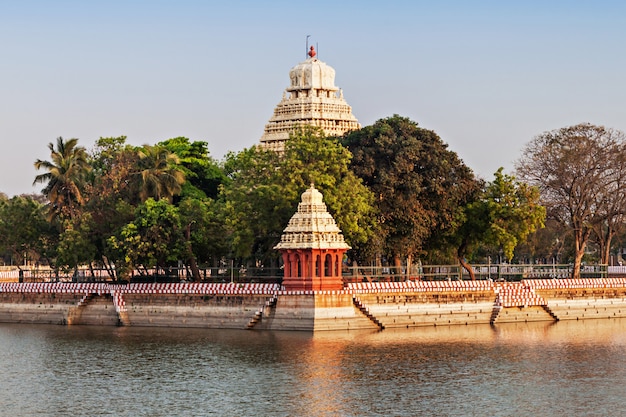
<box><xmin>260</xmin><ymin>46</ymin><xmax>361</xmax><ymax>152</ymax></box>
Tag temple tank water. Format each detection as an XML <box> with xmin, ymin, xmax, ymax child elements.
<box><xmin>1</xmin><ymin>319</ymin><xmax>625</xmax><ymax>416</ymax></box>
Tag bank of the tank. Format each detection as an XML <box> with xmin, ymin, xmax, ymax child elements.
<box><xmin>1</xmin><ymin>279</ymin><xmax>626</xmax><ymax>331</ymax></box>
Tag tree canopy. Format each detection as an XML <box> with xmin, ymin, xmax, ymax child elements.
<box><xmin>342</xmin><ymin>115</ymin><xmax>479</xmax><ymax>267</ymax></box>
<box><xmin>33</xmin><ymin>137</ymin><xmax>91</xmax><ymax>221</ymax></box>
<box><xmin>452</xmin><ymin>168</ymin><xmax>546</xmax><ymax>279</ymax></box>
<box><xmin>0</xmin><ymin>195</ymin><xmax>55</xmax><ymax>268</ymax></box>
<box><xmin>516</xmin><ymin>123</ymin><xmax>626</xmax><ymax>278</ymax></box>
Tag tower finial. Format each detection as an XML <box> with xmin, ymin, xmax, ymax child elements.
<box><xmin>308</xmin><ymin>45</ymin><xmax>316</xmax><ymax>58</ymax></box>
<box><xmin>306</xmin><ymin>35</ymin><xmax>311</xmax><ymax>59</ymax></box>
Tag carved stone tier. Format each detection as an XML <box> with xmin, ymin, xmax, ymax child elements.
<box><xmin>260</xmin><ymin>47</ymin><xmax>360</xmax><ymax>152</ymax></box>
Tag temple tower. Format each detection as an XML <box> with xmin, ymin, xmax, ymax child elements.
<box><xmin>274</xmin><ymin>185</ymin><xmax>350</xmax><ymax>291</ymax></box>
<box><xmin>260</xmin><ymin>46</ymin><xmax>361</xmax><ymax>152</ymax></box>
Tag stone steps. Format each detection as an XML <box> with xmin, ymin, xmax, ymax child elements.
<box><xmin>494</xmin><ymin>306</ymin><xmax>555</xmax><ymax>323</ymax></box>
<box><xmin>246</xmin><ymin>296</ymin><xmax>278</xmax><ymax>330</ymax></box>
<box><xmin>353</xmin><ymin>297</ymin><xmax>384</xmax><ymax>330</ymax></box>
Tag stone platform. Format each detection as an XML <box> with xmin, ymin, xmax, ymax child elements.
<box><xmin>1</xmin><ymin>279</ymin><xmax>626</xmax><ymax>331</ymax></box>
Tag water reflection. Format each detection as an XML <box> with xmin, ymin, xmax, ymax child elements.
<box><xmin>1</xmin><ymin>320</ymin><xmax>626</xmax><ymax>416</ymax></box>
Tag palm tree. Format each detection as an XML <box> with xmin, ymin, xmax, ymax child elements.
<box><xmin>135</xmin><ymin>145</ymin><xmax>185</xmax><ymax>202</ymax></box>
<box><xmin>33</xmin><ymin>137</ymin><xmax>91</xmax><ymax>220</ymax></box>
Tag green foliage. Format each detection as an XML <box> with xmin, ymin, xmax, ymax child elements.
<box><xmin>17</xmin><ymin>114</ymin><xmax>550</xmax><ymax>277</ymax></box>
<box><xmin>455</xmin><ymin>168</ymin><xmax>546</xmax><ymax>265</ymax></box>
<box><xmin>56</xmin><ymin>217</ymin><xmax>97</xmax><ymax>271</ymax></box>
<box><xmin>159</xmin><ymin>137</ymin><xmax>227</xmax><ymax>200</ymax></box>
<box><xmin>108</xmin><ymin>199</ymin><xmax>184</xmax><ymax>273</ymax></box>
<box><xmin>33</xmin><ymin>137</ymin><xmax>91</xmax><ymax>220</ymax></box>
<box><xmin>342</xmin><ymin>115</ymin><xmax>479</xmax><ymax>263</ymax></box>
<box><xmin>485</xmin><ymin>169</ymin><xmax>546</xmax><ymax>260</ymax></box>
<box><xmin>28</xmin><ymin>135</ymin><xmax>230</xmax><ymax>275</ymax></box>
<box><xmin>135</xmin><ymin>144</ymin><xmax>185</xmax><ymax>203</ymax></box>
<box><xmin>178</xmin><ymin>197</ymin><xmax>229</xmax><ymax>265</ymax></box>
<box><xmin>220</xmin><ymin>146</ymin><xmax>285</xmax><ymax>260</ymax></box>
<box><xmin>0</xmin><ymin>196</ymin><xmax>56</xmax><ymax>266</ymax></box>
<box><xmin>90</xmin><ymin>136</ymin><xmax>131</xmax><ymax>175</ymax></box>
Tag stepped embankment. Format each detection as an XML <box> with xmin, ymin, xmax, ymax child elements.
<box><xmin>1</xmin><ymin>278</ymin><xmax>626</xmax><ymax>331</ymax></box>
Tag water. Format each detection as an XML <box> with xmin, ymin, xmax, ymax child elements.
<box><xmin>1</xmin><ymin>320</ymin><xmax>626</xmax><ymax>417</ymax></box>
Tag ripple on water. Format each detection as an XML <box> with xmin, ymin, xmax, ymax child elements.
<box><xmin>1</xmin><ymin>320</ymin><xmax>626</xmax><ymax>416</ymax></box>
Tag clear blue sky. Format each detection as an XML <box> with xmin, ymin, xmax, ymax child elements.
<box><xmin>1</xmin><ymin>0</ymin><xmax>625</xmax><ymax>196</ymax></box>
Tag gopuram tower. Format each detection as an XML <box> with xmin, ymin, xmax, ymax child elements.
<box><xmin>259</xmin><ymin>46</ymin><xmax>361</xmax><ymax>152</ymax></box>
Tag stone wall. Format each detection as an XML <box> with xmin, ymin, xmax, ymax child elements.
<box><xmin>2</xmin><ymin>280</ymin><xmax>626</xmax><ymax>331</ymax></box>
<box><xmin>260</xmin><ymin>294</ymin><xmax>315</xmax><ymax>331</ymax></box>
<box><xmin>124</xmin><ymin>293</ymin><xmax>272</xmax><ymax>329</ymax></box>
<box><xmin>0</xmin><ymin>292</ymin><xmax>82</xmax><ymax>324</ymax></box>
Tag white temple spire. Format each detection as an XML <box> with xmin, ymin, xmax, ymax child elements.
<box><xmin>259</xmin><ymin>49</ymin><xmax>361</xmax><ymax>152</ymax></box>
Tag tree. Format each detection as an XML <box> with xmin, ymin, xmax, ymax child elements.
<box><xmin>158</xmin><ymin>137</ymin><xmax>227</xmax><ymax>200</ymax></box>
<box><xmin>33</xmin><ymin>137</ymin><xmax>91</xmax><ymax>220</ymax></box>
<box><xmin>220</xmin><ymin>146</ymin><xmax>286</xmax><ymax>263</ymax></box>
<box><xmin>80</xmin><ymin>137</ymin><xmax>139</xmax><ymax>278</ymax></box>
<box><xmin>55</xmin><ymin>217</ymin><xmax>97</xmax><ymax>273</ymax></box>
<box><xmin>0</xmin><ymin>195</ymin><xmax>56</xmax><ymax>268</ymax></box>
<box><xmin>89</xmin><ymin>136</ymin><xmax>130</xmax><ymax>177</ymax></box>
<box><xmin>590</xmin><ymin>140</ymin><xmax>626</xmax><ymax>264</ymax></box>
<box><xmin>516</xmin><ymin>123</ymin><xmax>626</xmax><ymax>278</ymax></box>
<box><xmin>342</xmin><ymin>115</ymin><xmax>479</xmax><ymax>269</ymax></box>
<box><xmin>134</xmin><ymin>145</ymin><xmax>185</xmax><ymax>203</ymax></box>
<box><xmin>108</xmin><ymin>199</ymin><xmax>185</xmax><ymax>278</ymax></box>
<box><xmin>452</xmin><ymin>168</ymin><xmax>545</xmax><ymax>279</ymax></box>
<box><xmin>178</xmin><ymin>197</ymin><xmax>229</xmax><ymax>280</ymax></box>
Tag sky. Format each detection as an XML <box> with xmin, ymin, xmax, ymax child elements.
<box><xmin>1</xmin><ymin>0</ymin><xmax>625</xmax><ymax>196</ymax></box>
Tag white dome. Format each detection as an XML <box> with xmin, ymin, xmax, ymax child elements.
<box><xmin>288</xmin><ymin>56</ymin><xmax>338</xmax><ymax>92</ymax></box>
<box><xmin>301</xmin><ymin>184</ymin><xmax>324</xmax><ymax>205</ymax></box>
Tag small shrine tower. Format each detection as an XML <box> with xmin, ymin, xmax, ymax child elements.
<box><xmin>274</xmin><ymin>185</ymin><xmax>351</xmax><ymax>291</ymax></box>
<box><xmin>260</xmin><ymin>46</ymin><xmax>361</xmax><ymax>152</ymax></box>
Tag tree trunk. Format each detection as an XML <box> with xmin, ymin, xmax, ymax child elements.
<box><xmin>602</xmin><ymin>228</ymin><xmax>615</xmax><ymax>265</ymax></box>
<box><xmin>393</xmin><ymin>255</ymin><xmax>402</xmax><ymax>278</ymax></box>
<box><xmin>601</xmin><ymin>246</ymin><xmax>610</xmax><ymax>266</ymax></box>
<box><xmin>188</xmin><ymin>256</ymin><xmax>201</xmax><ymax>282</ymax></box>
<box><xmin>457</xmin><ymin>241</ymin><xmax>475</xmax><ymax>280</ymax></box>
<box><xmin>572</xmin><ymin>228</ymin><xmax>590</xmax><ymax>279</ymax></box>
<box><xmin>458</xmin><ymin>256</ymin><xmax>476</xmax><ymax>281</ymax></box>
<box><xmin>407</xmin><ymin>254</ymin><xmax>413</xmax><ymax>280</ymax></box>
<box><xmin>185</xmin><ymin>223</ymin><xmax>201</xmax><ymax>282</ymax></box>
<box><xmin>572</xmin><ymin>248</ymin><xmax>584</xmax><ymax>279</ymax></box>
<box><xmin>101</xmin><ymin>256</ymin><xmax>117</xmax><ymax>281</ymax></box>
<box><xmin>593</xmin><ymin>222</ymin><xmax>615</xmax><ymax>266</ymax></box>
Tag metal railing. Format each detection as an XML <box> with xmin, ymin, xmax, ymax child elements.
<box><xmin>343</xmin><ymin>264</ymin><xmax>607</xmax><ymax>282</ymax></box>
<box><xmin>3</xmin><ymin>263</ymin><xmax>609</xmax><ymax>283</ymax></box>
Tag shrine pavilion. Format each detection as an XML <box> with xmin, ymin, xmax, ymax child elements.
<box><xmin>274</xmin><ymin>185</ymin><xmax>350</xmax><ymax>291</ymax></box>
